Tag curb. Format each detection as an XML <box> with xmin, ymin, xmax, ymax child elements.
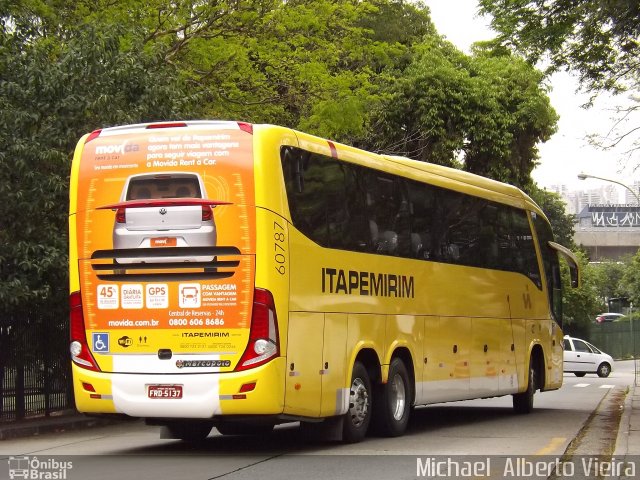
<box><xmin>0</xmin><ymin>412</ymin><xmax>131</xmax><ymax>441</ymax></box>
<box><xmin>613</xmin><ymin>384</ymin><xmax>634</xmax><ymax>457</ymax></box>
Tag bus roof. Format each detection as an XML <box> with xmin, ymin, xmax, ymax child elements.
<box><xmin>383</xmin><ymin>155</ymin><xmax>522</xmax><ymax>200</ymax></box>
<box><xmin>279</xmin><ymin>124</ymin><xmax>547</xmax><ymax>218</ymax></box>
<box><xmin>383</xmin><ymin>154</ymin><xmax>546</xmax><ymax>218</ymax></box>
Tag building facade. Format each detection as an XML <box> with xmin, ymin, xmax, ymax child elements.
<box><xmin>575</xmin><ymin>204</ymin><xmax>640</xmax><ymax>260</ymax></box>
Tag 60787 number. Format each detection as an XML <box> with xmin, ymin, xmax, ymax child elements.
<box><xmin>274</xmin><ymin>220</ymin><xmax>287</xmax><ymax>275</ymax></box>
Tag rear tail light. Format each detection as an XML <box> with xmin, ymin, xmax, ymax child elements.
<box><xmin>235</xmin><ymin>288</ymin><xmax>280</xmax><ymax>371</ymax></box>
<box><xmin>85</xmin><ymin>129</ymin><xmax>102</xmax><ymax>144</ymax></box>
<box><xmin>237</xmin><ymin>122</ymin><xmax>253</xmax><ymax>134</ymax></box>
<box><xmin>115</xmin><ymin>208</ymin><xmax>126</xmax><ymax>223</ymax></box>
<box><xmin>69</xmin><ymin>291</ymin><xmax>100</xmax><ymax>371</ymax></box>
<box><xmin>146</xmin><ymin>122</ymin><xmax>188</xmax><ymax>129</ymax></box>
<box><xmin>201</xmin><ymin>205</ymin><xmax>213</xmax><ymax>221</ymax></box>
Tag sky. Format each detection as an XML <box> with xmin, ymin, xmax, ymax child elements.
<box><xmin>423</xmin><ymin>0</ymin><xmax>639</xmax><ymax>195</ymax></box>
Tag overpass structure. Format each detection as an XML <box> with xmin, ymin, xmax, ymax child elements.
<box><xmin>574</xmin><ymin>205</ymin><xmax>640</xmax><ymax>261</ymax></box>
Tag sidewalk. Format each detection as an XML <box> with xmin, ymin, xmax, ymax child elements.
<box><xmin>614</xmin><ymin>382</ymin><xmax>640</xmax><ymax>457</ymax></box>
<box><xmin>0</xmin><ymin>411</ymin><xmax>129</xmax><ymax>441</ymax></box>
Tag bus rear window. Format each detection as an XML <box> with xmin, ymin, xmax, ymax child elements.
<box><xmin>126</xmin><ymin>175</ymin><xmax>202</xmax><ymax>200</ymax></box>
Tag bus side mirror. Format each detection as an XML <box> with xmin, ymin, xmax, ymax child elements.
<box><xmin>569</xmin><ymin>264</ymin><xmax>579</xmax><ymax>288</ymax></box>
<box><xmin>549</xmin><ymin>241</ymin><xmax>581</xmax><ymax>289</ymax></box>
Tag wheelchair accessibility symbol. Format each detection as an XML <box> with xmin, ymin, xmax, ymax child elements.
<box><xmin>92</xmin><ymin>333</ymin><xmax>110</xmax><ymax>353</ymax></box>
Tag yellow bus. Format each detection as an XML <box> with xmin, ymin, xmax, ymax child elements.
<box><xmin>68</xmin><ymin>121</ymin><xmax>579</xmax><ymax>443</ymax></box>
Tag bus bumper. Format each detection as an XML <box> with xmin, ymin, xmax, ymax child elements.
<box><xmin>72</xmin><ymin>357</ymin><xmax>286</xmax><ymax>418</ymax></box>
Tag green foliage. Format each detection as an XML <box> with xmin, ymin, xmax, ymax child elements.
<box><xmin>478</xmin><ymin>0</ymin><xmax>640</xmax><ymax>94</ymax></box>
<box><xmin>366</xmin><ymin>38</ymin><xmax>558</xmax><ymax>188</ymax></box>
<box><xmin>620</xmin><ymin>251</ymin><xmax>640</xmax><ymax>306</ymax></box>
<box><xmin>591</xmin><ymin>261</ymin><xmax>628</xmax><ymax>303</ymax></box>
<box><xmin>562</xmin><ymin>255</ymin><xmax>640</xmax><ymax>337</ymax></box>
<box><xmin>0</xmin><ymin>24</ymin><xmax>193</xmax><ymax>311</ymax></box>
<box><xmin>463</xmin><ymin>46</ymin><xmax>558</xmax><ymax>188</ymax></box>
<box><xmin>365</xmin><ymin>37</ymin><xmax>471</xmax><ymax>167</ymax></box>
<box><xmin>478</xmin><ymin>1</ymin><xmax>640</xmax><ymax>168</ymax></box>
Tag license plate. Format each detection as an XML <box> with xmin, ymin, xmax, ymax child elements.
<box><xmin>148</xmin><ymin>385</ymin><xmax>183</xmax><ymax>399</ymax></box>
<box><xmin>151</xmin><ymin>237</ymin><xmax>177</xmax><ymax>247</ymax></box>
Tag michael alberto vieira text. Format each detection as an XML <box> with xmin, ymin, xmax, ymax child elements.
<box><xmin>416</xmin><ymin>457</ymin><xmax>636</xmax><ymax>477</ymax></box>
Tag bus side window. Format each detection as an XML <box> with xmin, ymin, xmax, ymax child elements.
<box><xmin>395</xmin><ymin>196</ymin><xmax>413</xmax><ymax>258</ymax></box>
<box><xmin>281</xmin><ymin>146</ymin><xmax>370</xmax><ymax>253</ymax></box>
<box><xmin>533</xmin><ymin>214</ymin><xmax>563</xmax><ymax>325</ymax></box>
<box><xmin>407</xmin><ymin>180</ymin><xmax>432</xmax><ymax>260</ymax></box>
<box><xmin>477</xmin><ymin>203</ymin><xmax>500</xmax><ymax>269</ymax></box>
<box><xmin>363</xmin><ymin>172</ymin><xmax>402</xmax><ymax>256</ymax></box>
<box><xmin>511</xmin><ymin>209</ymin><xmax>542</xmax><ymax>288</ymax></box>
<box><xmin>281</xmin><ymin>147</ymin><xmax>329</xmax><ymax>245</ymax></box>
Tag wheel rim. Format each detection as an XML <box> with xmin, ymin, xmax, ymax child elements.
<box><xmin>389</xmin><ymin>372</ymin><xmax>407</xmax><ymax>421</ymax></box>
<box><xmin>600</xmin><ymin>364</ymin><xmax>610</xmax><ymax>376</ymax></box>
<box><xmin>349</xmin><ymin>377</ymin><xmax>369</xmax><ymax>427</ymax></box>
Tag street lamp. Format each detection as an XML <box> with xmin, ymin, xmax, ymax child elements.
<box><xmin>578</xmin><ymin>172</ymin><xmax>640</xmax><ymax>385</ymax></box>
<box><xmin>577</xmin><ymin>172</ymin><xmax>640</xmax><ymax>204</ymax></box>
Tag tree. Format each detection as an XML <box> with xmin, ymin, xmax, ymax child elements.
<box><xmin>590</xmin><ymin>260</ymin><xmax>628</xmax><ymax>304</ymax></box>
<box><xmin>463</xmin><ymin>44</ymin><xmax>559</xmax><ymax>188</ymax></box>
<box><xmin>620</xmin><ymin>250</ymin><xmax>640</xmax><ymax>306</ymax></box>
<box><xmin>366</xmin><ymin>38</ymin><xmax>558</xmax><ymax>187</ymax></box>
<box><xmin>20</xmin><ymin>0</ymin><xmax>434</xmax><ymax>142</ymax></box>
<box><xmin>0</xmin><ymin>24</ymin><xmax>194</xmax><ymax>311</ymax></box>
<box><xmin>365</xmin><ymin>37</ymin><xmax>472</xmax><ymax>167</ymax></box>
<box><xmin>478</xmin><ymin>0</ymin><xmax>640</xmax><ymax>94</ymax></box>
<box><xmin>478</xmin><ymin>0</ymin><xmax>640</xmax><ymax>164</ymax></box>
<box><xmin>561</xmin><ymin>251</ymin><xmax>601</xmax><ymax>337</ymax></box>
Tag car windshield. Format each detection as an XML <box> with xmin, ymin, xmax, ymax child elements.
<box><xmin>586</xmin><ymin>342</ymin><xmax>602</xmax><ymax>354</ymax></box>
<box><xmin>126</xmin><ymin>176</ymin><xmax>201</xmax><ymax>200</ymax></box>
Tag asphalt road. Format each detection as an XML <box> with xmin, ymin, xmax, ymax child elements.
<box><xmin>0</xmin><ymin>361</ymin><xmax>635</xmax><ymax>480</ymax></box>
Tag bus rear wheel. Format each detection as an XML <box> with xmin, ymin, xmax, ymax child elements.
<box><xmin>342</xmin><ymin>361</ymin><xmax>372</xmax><ymax>443</ymax></box>
<box><xmin>372</xmin><ymin>357</ymin><xmax>411</xmax><ymax>437</ymax></box>
<box><xmin>513</xmin><ymin>361</ymin><xmax>536</xmax><ymax>414</ymax></box>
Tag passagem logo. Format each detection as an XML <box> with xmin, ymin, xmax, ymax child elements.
<box><xmin>7</xmin><ymin>456</ymin><xmax>73</xmax><ymax>479</ymax></box>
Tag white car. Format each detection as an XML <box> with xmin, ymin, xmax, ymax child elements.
<box><xmin>111</xmin><ymin>172</ymin><xmax>217</xmax><ymax>264</ymax></box>
<box><xmin>563</xmin><ymin>335</ymin><xmax>614</xmax><ymax>378</ymax></box>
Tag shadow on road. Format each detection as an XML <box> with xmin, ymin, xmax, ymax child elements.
<box><xmin>112</xmin><ymin>403</ymin><xmax>555</xmax><ymax>456</ymax></box>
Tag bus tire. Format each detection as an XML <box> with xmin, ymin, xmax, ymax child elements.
<box><xmin>342</xmin><ymin>361</ymin><xmax>372</xmax><ymax>443</ymax></box>
<box><xmin>373</xmin><ymin>357</ymin><xmax>411</xmax><ymax>437</ymax></box>
<box><xmin>162</xmin><ymin>421</ymin><xmax>212</xmax><ymax>442</ymax></box>
<box><xmin>513</xmin><ymin>361</ymin><xmax>536</xmax><ymax>414</ymax></box>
